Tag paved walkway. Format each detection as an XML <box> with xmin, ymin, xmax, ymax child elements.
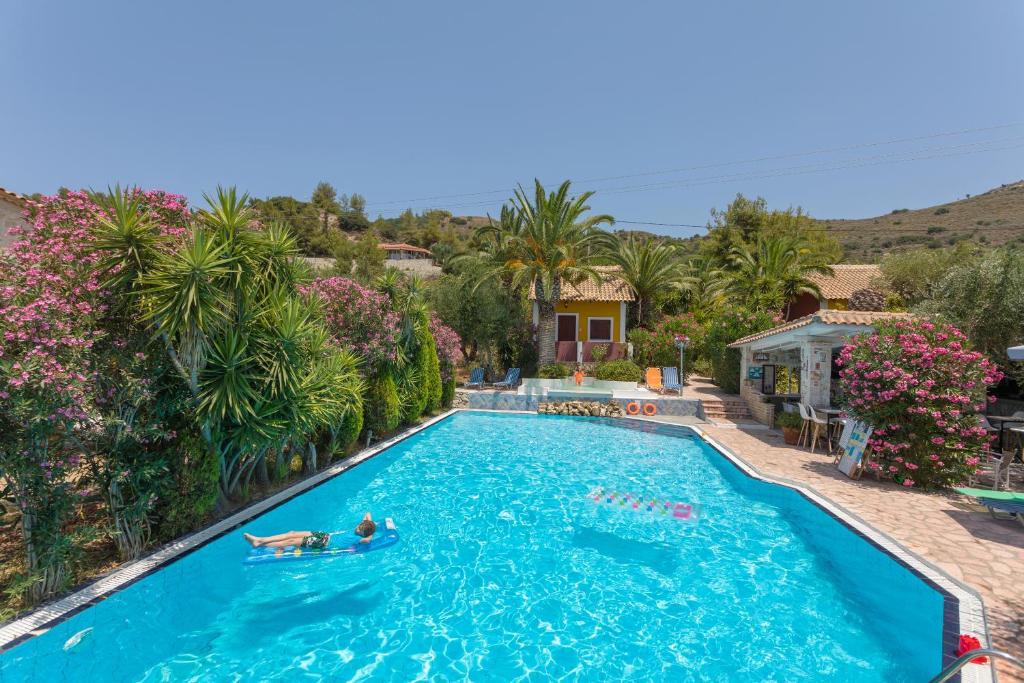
<box><xmin>701</xmin><ymin>424</ymin><xmax>1024</xmax><ymax>682</ymax></box>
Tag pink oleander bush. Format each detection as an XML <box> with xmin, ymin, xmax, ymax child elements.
<box><xmin>837</xmin><ymin>318</ymin><xmax>1003</xmax><ymax>489</ymax></box>
<box><xmin>429</xmin><ymin>314</ymin><xmax>462</xmax><ymax>380</ymax></box>
<box><xmin>303</xmin><ymin>277</ymin><xmax>401</xmax><ymax>369</ymax></box>
<box><xmin>0</xmin><ymin>189</ymin><xmax>191</xmax><ymax>601</ymax></box>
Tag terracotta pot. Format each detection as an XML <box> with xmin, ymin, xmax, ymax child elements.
<box><xmin>782</xmin><ymin>426</ymin><xmax>800</xmax><ymax>445</ymax></box>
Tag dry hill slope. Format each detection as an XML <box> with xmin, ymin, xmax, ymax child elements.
<box><xmin>824</xmin><ymin>180</ymin><xmax>1024</xmax><ymax>262</ymax></box>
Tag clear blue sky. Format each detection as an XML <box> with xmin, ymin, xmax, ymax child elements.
<box><xmin>3</xmin><ymin>1</ymin><xmax>1022</xmax><ymax>237</ymax></box>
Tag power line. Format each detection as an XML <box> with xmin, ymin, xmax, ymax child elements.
<box><xmin>402</xmin><ymin>137</ymin><xmax>1024</xmax><ymax>212</ymax></box>
<box><xmin>364</xmin><ymin>121</ymin><xmax>1024</xmax><ymax>209</ymax></box>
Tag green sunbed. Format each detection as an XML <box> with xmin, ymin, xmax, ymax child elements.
<box><xmin>955</xmin><ymin>488</ymin><xmax>1024</xmax><ymax>502</ymax></box>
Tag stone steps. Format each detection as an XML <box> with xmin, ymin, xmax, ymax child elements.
<box><xmin>699</xmin><ymin>397</ymin><xmax>751</xmax><ymax>420</ymax></box>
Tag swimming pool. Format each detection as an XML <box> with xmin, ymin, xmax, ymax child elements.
<box><xmin>0</xmin><ymin>411</ymin><xmax>956</xmax><ymax>681</ymax></box>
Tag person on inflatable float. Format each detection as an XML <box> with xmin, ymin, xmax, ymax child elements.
<box><xmin>243</xmin><ymin>512</ymin><xmax>376</xmax><ymax>553</ymax></box>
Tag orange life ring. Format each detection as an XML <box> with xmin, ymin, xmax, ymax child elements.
<box><xmin>626</xmin><ymin>402</ymin><xmax>641</xmax><ymax>415</ymax></box>
<box><xmin>642</xmin><ymin>403</ymin><xmax>658</xmax><ymax>416</ymax></box>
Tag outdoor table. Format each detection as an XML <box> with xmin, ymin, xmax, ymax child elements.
<box><xmin>820</xmin><ymin>407</ymin><xmax>843</xmax><ymax>452</ymax></box>
<box><xmin>988</xmin><ymin>415</ymin><xmax>1024</xmax><ymax>453</ymax></box>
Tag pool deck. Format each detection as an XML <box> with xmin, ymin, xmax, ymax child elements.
<box><xmin>695</xmin><ymin>422</ymin><xmax>1024</xmax><ymax>683</ymax></box>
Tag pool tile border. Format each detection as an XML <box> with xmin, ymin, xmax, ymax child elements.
<box><xmin>0</xmin><ymin>410</ymin><xmax>460</xmax><ymax>653</ymax></box>
<box><xmin>0</xmin><ymin>409</ymin><xmax>994</xmax><ymax>682</ymax></box>
<box><xmin>628</xmin><ymin>417</ymin><xmax>991</xmax><ymax>683</ymax></box>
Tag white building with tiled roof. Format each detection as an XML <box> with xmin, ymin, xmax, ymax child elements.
<box><xmin>728</xmin><ymin>310</ymin><xmax>913</xmax><ymax>423</ymax></box>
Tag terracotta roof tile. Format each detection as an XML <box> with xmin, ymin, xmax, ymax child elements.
<box><xmin>727</xmin><ymin>310</ymin><xmax>913</xmax><ymax>347</ymax></box>
<box><xmin>0</xmin><ymin>187</ymin><xmax>28</xmax><ymax>207</ymax></box>
<box><xmin>808</xmin><ymin>264</ymin><xmax>883</xmax><ymax>299</ymax></box>
<box><xmin>529</xmin><ymin>265</ymin><xmax>634</xmax><ymax>302</ymax></box>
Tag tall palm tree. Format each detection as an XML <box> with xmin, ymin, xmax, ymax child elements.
<box><xmin>725</xmin><ymin>235</ymin><xmax>833</xmax><ymax>316</ymax></box>
<box><xmin>478</xmin><ymin>180</ymin><xmax>613</xmax><ymax>365</ymax></box>
<box><xmin>676</xmin><ymin>258</ymin><xmax>728</xmax><ymax>320</ymax></box>
<box><xmin>597</xmin><ymin>233</ymin><xmax>680</xmax><ymax>326</ymax></box>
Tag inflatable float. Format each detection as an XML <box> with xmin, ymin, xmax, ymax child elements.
<box><xmin>589</xmin><ymin>488</ymin><xmax>699</xmax><ymax>521</ymax></box>
<box><xmin>243</xmin><ymin>518</ymin><xmax>399</xmax><ymax>565</ymax></box>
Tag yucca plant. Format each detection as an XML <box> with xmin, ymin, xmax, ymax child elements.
<box><xmin>92</xmin><ymin>186</ymin><xmax>364</xmax><ymax>504</ymax></box>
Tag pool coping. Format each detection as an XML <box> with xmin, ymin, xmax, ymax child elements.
<box><xmin>0</xmin><ymin>409</ymin><xmax>460</xmax><ymax>653</ymax></box>
<box><xmin>0</xmin><ymin>409</ymin><xmax>994</xmax><ymax>682</ymax></box>
<box><xmin>682</xmin><ymin>420</ymin><xmax>992</xmax><ymax>683</ymax></box>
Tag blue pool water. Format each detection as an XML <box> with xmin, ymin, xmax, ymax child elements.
<box><xmin>1</xmin><ymin>412</ymin><xmax>947</xmax><ymax>681</ymax></box>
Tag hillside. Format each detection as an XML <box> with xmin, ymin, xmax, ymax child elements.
<box><xmin>823</xmin><ymin>180</ymin><xmax>1024</xmax><ymax>262</ymax></box>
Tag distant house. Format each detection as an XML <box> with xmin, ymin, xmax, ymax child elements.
<box><xmin>786</xmin><ymin>264</ymin><xmax>884</xmax><ymax>320</ymax></box>
<box><xmin>0</xmin><ymin>186</ymin><xmax>29</xmax><ymax>252</ymax></box>
<box><xmin>379</xmin><ymin>242</ymin><xmax>433</xmax><ymax>262</ymax></box>
<box><xmin>378</xmin><ymin>242</ymin><xmax>441</xmax><ymax>278</ymax></box>
<box><xmin>530</xmin><ymin>266</ymin><xmax>634</xmax><ymax>363</ymax></box>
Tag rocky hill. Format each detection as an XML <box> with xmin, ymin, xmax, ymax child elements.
<box><xmin>823</xmin><ymin>181</ymin><xmax>1024</xmax><ymax>262</ymax></box>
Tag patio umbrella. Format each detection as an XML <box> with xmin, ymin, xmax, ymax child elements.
<box><xmin>1009</xmin><ymin>345</ymin><xmax>1024</xmax><ymax>361</ymax></box>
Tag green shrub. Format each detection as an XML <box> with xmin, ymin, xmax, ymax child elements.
<box><xmin>422</xmin><ymin>329</ymin><xmax>442</xmax><ymax>413</ymax></box>
<box><xmin>538</xmin><ymin>363</ymin><xmax>571</xmax><ymax>379</ymax></box>
<box><xmin>934</xmin><ymin>207</ymin><xmax>950</xmax><ymax>215</ymax></box>
<box><xmin>364</xmin><ymin>372</ymin><xmax>401</xmax><ymax>434</ymax></box>
<box><xmin>441</xmin><ymin>377</ymin><xmax>456</xmax><ymax>408</ymax></box>
<box><xmin>155</xmin><ymin>430</ymin><xmax>219</xmax><ymax>541</ymax></box>
<box><xmin>628</xmin><ymin>314</ymin><xmax>703</xmax><ymax>370</ymax></box>
<box><xmin>775</xmin><ymin>410</ymin><xmax>803</xmax><ymax>430</ymax></box>
<box><xmin>703</xmin><ymin>307</ymin><xmax>778</xmax><ymax>394</ymax></box>
<box><xmin>593</xmin><ymin>360</ymin><xmax>642</xmax><ymax>382</ymax></box>
<box><xmin>334</xmin><ymin>402</ymin><xmax>364</xmax><ymax>454</ymax></box>
<box><xmin>396</xmin><ymin>364</ymin><xmax>425</xmax><ymax>423</ymax></box>
<box><xmin>589</xmin><ymin>344</ymin><xmax>609</xmax><ymax>363</ymax></box>
<box><xmin>926</xmin><ymin>226</ymin><xmax>946</xmax><ymax>234</ymax></box>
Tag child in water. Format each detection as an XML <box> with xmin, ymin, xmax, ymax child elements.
<box><xmin>244</xmin><ymin>512</ymin><xmax>376</xmax><ymax>552</ymax></box>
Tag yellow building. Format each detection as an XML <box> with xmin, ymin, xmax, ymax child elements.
<box><xmin>530</xmin><ymin>266</ymin><xmax>634</xmax><ymax>362</ymax></box>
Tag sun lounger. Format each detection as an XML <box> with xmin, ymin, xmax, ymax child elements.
<box><xmin>955</xmin><ymin>488</ymin><xmax>1024</xmax><ymax>527</ymax></box>
<box><xmin>491</xmin><ymin>367</ymin><xmax>521</xmax><ymax>390</ymax></box>
<box><xmin>661</xmin><ymin>367</ymin><xmax>682</xmax><ymax>394</ymax></box>
<box><xmin>645</xmin><ymin>367</ymin><xmax>663</xmax><ymax>392</ymax></box>
<box><xmin>465</xmin><ymin>367</ymin><xmax>485</xmax><ymax>389</ymax></box>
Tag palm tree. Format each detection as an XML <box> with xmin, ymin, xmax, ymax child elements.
<box><xmin>725</xmin><ymin>235</ymin><xmax>833</xmax><ymax>316</ymax></box>
<box><xmin>477</xmin><ymin>180</ymin><xmax>613</xmax><ymax>365</ymax></box>
<box><xmin>597</xmin><ymin>233</ymin><xmax>681</xmax><ymax>326</ymax></box>
<box><xmin>677</xmin><ymin>258</ymin><xmax>728</xmax><ymax>320</ymax></box>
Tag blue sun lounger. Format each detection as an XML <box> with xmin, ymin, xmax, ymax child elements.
<box><xmin>662</xmin><ymin>367</ymin><xmax>682</xmax><ymax>393</ymax></box>
<box><xmin>492</xmin><ymin>367</ymin><xmax>521</xmax><ymax>390</ymax></box>
<box><xmin>465</xmin><ymin>367</ymin><xmax>485</xmax><ymax>389</ymax></box>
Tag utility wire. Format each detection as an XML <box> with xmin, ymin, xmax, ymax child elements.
<box><xmin>364</xmin><ymin>121</ymin><xmax>1024</xmax><ymax>209</ymax></box>
<box><xmin>404</xmin><ymin>137</ymin><xmax>1024</xmax><ymax>212</ymax></box>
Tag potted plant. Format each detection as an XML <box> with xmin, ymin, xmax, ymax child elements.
<box><xmin>775</xmin><ymin>410</ymin><xmax>804</xmax><ymax>445</ymax></box>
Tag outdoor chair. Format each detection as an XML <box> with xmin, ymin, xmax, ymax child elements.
<box><xmin>967</xmin><ymin>449</ymin><xmax>1011</xmax><ymax>491</ymax></box>
<box><xmin>662</xmin><ymin>367</ymin><xmax>682</xmax><ymax>394</ymax></box>
<box><xmin>645</xmin><ymin>367</ymin><xmax>663</xmax><ymax>393</ymax></box>
<box><xmin>807</xmin><ymin>407</ymin><xmax>832</xmax><ymax>454</ymax></box>
<box><xmin>491</xmin><ymin>367</ymin><xmax>521</xmax><ymax>390</ymax></box>
<box><xmin>796</xmin><ymin>403</ymin><xmax>814</xmax><ymax>448</ymax></box>
<box><xmin>465</xmin><ymin>367</ymin><xmax>485</xmax><ymax>390</ymax></box>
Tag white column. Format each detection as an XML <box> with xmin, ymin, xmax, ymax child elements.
<box><xmin>619</xmin><ymin>302</ymin><xmax>627</xmax><ymax>342</ymax></box>
<box><xmin>740</xmin><ymin>348</ymin><xmax>750</xmax><ymax>393</ymax></box>
<box><xmin>799</xmin><ymin>341</ymin><xmax>832</xmax><ymax>408</ymax></box>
